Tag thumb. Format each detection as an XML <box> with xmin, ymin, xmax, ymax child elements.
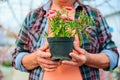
<box><xmin>73</xmin><ymin>34</ymin><xmax>80</xmax><ymax>47</ymax></box>
<box><xmin>39</xmin><ymin>52</ymin><xmax>51</xmax><ymax>58</ymax></box>
<box><xmin>44</xmin><ymin>39</ymin><xmax>49</xmax><ymax>45</ymax></box>
<box><xmin>39</xmin><ymin>44</ymin><xmax>49</xmax><ymax>51</ymax></box>
<box><xmin>39</xmin><ymin>39</ymin><xmax>49</xmax><ymax>51</ymax></box>
<box><xmin>74</xmin><ymin>46</ymin><xmax>86</xmax><ymax>55</ymax></box>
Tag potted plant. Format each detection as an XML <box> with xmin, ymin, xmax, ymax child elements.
<box><xmin>45</xmin><ymin>7</ymin><xmax>93</xmax><ymax>61</ymax></box>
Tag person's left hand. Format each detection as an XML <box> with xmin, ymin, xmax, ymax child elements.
<box><xmin>62</xmin><ymin>46</ymin><xmax>88</xmax><ymax>67</ymax></box>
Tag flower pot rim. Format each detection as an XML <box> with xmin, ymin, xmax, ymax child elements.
<box><xmin>47</xmin><ymin>37</ymin><xmax>74</xmax><ymax>42</ymax></box>
<box><xmin>47</xmin><ymin>37</ymin><xmax>74</xmax><ymax>38</ymax></box>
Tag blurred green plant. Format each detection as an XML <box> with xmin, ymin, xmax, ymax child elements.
<box><xmin>2</xmin><ymin>61</ymin><xmax>12</xmax><ymax>67</ymax></box>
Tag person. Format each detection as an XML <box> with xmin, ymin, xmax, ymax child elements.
<box><xmin>12</xmin><ymin>0</ymin><xmax>119</xmax><ymax>80</ymax></box>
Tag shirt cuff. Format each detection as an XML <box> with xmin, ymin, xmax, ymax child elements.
<box><xmin>15</xmin><ymin>52</ymin><xmax>29</xmax><ymax>72</ymax></box>
<box><xmin>101</xmin><ymin>49</ymin><xmax>118</xmax><ymax>71</ymax></box>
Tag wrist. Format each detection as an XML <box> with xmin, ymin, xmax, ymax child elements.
<box><xmin>84</xmin><ymin>52</ymin><xmax>91</xmax><ymax>65</ymax></box>
<box><xmin>31</xmin><ymin>52</ymin><xmax>39</xmax><ymax>66</ymax></box>
<box><xmin>22</xmin><ymin>52</ymin><xmax>39</xmax><ymax>70</ymax></box>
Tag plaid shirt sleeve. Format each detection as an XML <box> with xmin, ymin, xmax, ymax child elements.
<box><xmin>12</xmin><ymin>11</ymin><xmax>39</xmax><ymax>71</ymax></box>
<box><xmin>96</xmin><ymin>9</ymin><xmax>119</xmax><ymax>70</ymax></box>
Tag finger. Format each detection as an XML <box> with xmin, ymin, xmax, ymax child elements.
<box><xmin>44</xmin><ymin>68</ymin><xmax>56</xmax><ymax>72</ymax></box>
<box><xmin>74</xmin><ymin>46</ymin><xmax>86</xmax><ymax>54</ymax></box>
<box><xmin>45</xmin><ymin>48</ymin><xmax>50</xmax><ymax>52</ymax></box>
<box><xmin>40</xmin><ymin>65</ymin><xmax>57</xmax><ymax>72</ymax></box>
<box><xmin>40</xmin><ymin>63</ymin><xmax>58</xmax><ymax>69</ymax></box>
<box><xmin>37</xmin><ymin>51</ymin><xmax>51</xmax><ymax>58</ymax></box>
<box><xmin>72</xmin><ymin>49</ymin><xmax>79</xmax><ymax>55</ymax></box>
<box><xmin>39</xmin><ymin>45</ymin><xmax>49</xmax><ymax>51</ymax></box>
<box><xmin>44</xmin><ymin>40</ymin><xmax>49</xmax><ymax>45</ymax></box>
<box><xmin>62</xmin><ymin>60</ymin><xmax>78</xmax><ymax>66</ymax></box>
<box><xmin>37</xmin><ymin>57</ymin><xmax>58</xmax><ymax>65</ymax></box>
<box><xmin>69</xmin><ymin>52</ymin><xmax>81</xmax><ymax>61</ymax></box>
<box><xmin>70</xmin><ymin>52</ymin><xmax>87</xmax><ymax>64</ymax></box>
<box><xmin>73</xmin><ymin>34</ymin><xmax>80</xmax><ymax>47</ymax></box>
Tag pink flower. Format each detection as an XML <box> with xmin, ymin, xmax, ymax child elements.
<box><xmin>48</xmin><ymin>13</ymin><xmax>57</xmax><ymax>18</ymax></box>
<box><xmin>45</xmin><ymin>9</ymin><xmax>57</xmax><ymax>18</ymax></box>
<box><xmin>60</xmin><ymin>14</ymin><xmax>68</xmax><ymax>20</ymax></box>
<box><xmin>45</xmin><ymin>13</ymin><xmax>49</xmax><ymax>17</ymax></box>
<box><xmin>51</xmin><ymin>9</ymin><xmax>56</xmax><ymax>12</ymax></box>
<box><xmin>49</xmin><ymin>10</ymin><xmax>56</xmax><ymax>14</ymax></box>
<box><xmin>69</xmin><ymin>18</ymin><xmax>74</xmax><ymax>21</ymax></box>
<box><xmin>45</xmin><ymin>7</ymin><xmax>93</xmax><ymax>40</ymax></box>
<box><xmin>65</xmin><ymin>7</ymin><xmax>72</xmax><ymax>11</ymax></box>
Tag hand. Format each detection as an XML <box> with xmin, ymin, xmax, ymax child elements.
<box><xmin>36</xmin><ymin>45</ymin><xmax>59</xmax><ymax>71</ymax></box>
<box><xmin>62</xmin><ymin>46</ymin><xmax>88</xmax><ymax>67</ymax></box>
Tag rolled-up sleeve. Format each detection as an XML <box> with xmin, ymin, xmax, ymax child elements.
<box><xmin>12</xmin><ymin>11</ymin><xmax>37</xmax><ymax>72</ymax></box>
<box><xmin>96</xmin><ymin>9</ymin><xmax>119</xmax><ymax>70</ymax></box>
<box><xmin>15</xmin><ymin>52</ymin><xmax>29</xmax><ymax>72</ymax></box>
<box><xmin>101</xmin><ymin>49</ymin><xmax>119</xmax><ymax>71</ymax></box>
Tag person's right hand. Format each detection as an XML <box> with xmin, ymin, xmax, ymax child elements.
<box><xmin>36</xmin><ymin>45</ymin><xmax>59</xmax><ymax>72</ymax></box>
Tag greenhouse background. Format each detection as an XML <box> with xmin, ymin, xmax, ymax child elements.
<box><xmin>0</xmin><ymin>0</ymin><xmax>120</xmax><ymax>80</ymax></box>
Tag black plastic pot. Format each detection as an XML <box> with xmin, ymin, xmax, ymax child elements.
<box><xmin>47</xmin><ymin>37</ymin><xmax>74</xmax><ymax>61</ymax></box>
